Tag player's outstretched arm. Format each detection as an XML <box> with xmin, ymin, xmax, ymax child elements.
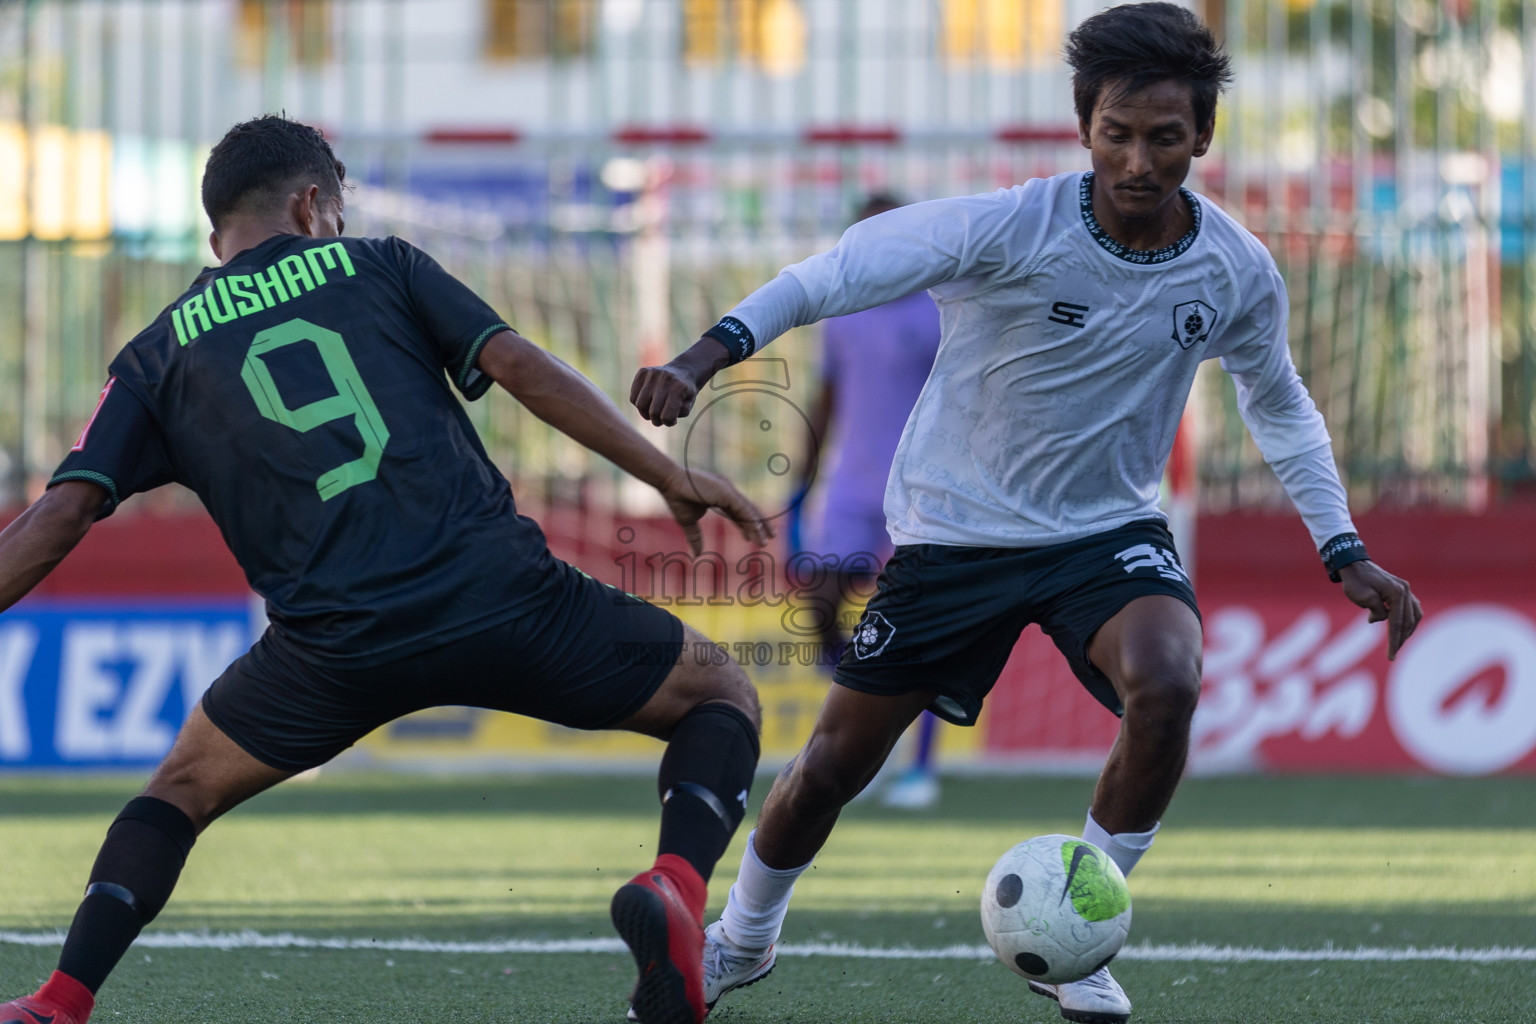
<box><xmin>630</xmin><ymin>336</ymin><xmax>733</xmax><ymax>427</ymax></box>
<box><xmin>633</xmin><ymin>191</ymin><xmax>1027</xmax><ymax>427</ymax></box>
<box><xmin>0</xmin><ymin>481</ymin><xmax>106</xmax><ymax>614</ymax></box>
<box><xmin>1336</xmin><ymin>560</ymin><xmax>1422</xmax><ymax>661</ymax></box>
<box><xmin>478</xmin><ymin>330</ymin><xmax>771</xmax><ymax>554</ymax></box>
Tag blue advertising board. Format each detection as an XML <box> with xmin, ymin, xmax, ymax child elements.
<box><xmin>0</xmin><ymin>600</ymin><xmax>256</xmax><ymax>769</ymax></box>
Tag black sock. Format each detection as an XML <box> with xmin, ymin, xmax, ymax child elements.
<box><xmin>656</xmin><ymin>702</ymin><xmax>760</xmax><ymax>882</ymax></box>
<box><xmin>58</xmin><ymin>797</ymin><xmax>197</xmax><ymax>993</ymax></box>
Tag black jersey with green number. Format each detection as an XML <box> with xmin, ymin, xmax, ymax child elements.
<box><xmin>51</xmin><ymin>233</ymin><xmax>561</xmax><ymax>666</ymax></box>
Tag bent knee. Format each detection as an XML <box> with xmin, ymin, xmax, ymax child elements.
<box><xmin>142</xmin><ymin>751</ymin><xmax>258</xmax><ymax>832</ymax></box>
<box><xmin>1121</xmin><ymin>676</ymin><xmax>1201</xmax><ymax>732</ymax></box>
<box><xmin>672</xmin><ymin>654</ymin><xmax>761</xmax><ymax>733</ymax></box>
<box><xmin>675</xmin><ymin>628</ymin><xmax>761</xmax><ymax>729</ymax></box>
<box><xmin>1117</xmin><ymin>647</ymin><xmax>1202</xmax><ymax>725</ymax></box>
<box><xmin>691</xmin><ymin>657</ymin><xmax>762</xmax><ymax>731</ymax></box>
<box><xmin>140</xmin><ymin>770</ymin><xmax>221</xmax><ymax>832</ymax></box>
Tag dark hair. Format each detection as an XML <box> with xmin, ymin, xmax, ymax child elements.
<box><xmin>1065</xmin><ymin>3</ymin><xmax>1233</xmax><ymax>130</ymax></box>
<box><xmin>855</xmin><ymin>193</ymin><xmax>903</xmax><ymax>222</ymax></box>
<box><xmin>201</xmin><ymin>115</ymin><xmax>347</xmax><ymax>228</ymax></box>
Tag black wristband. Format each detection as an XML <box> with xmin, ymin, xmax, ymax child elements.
<box><xmin>702</xmin><ymin>317</ymin><xmax>756</xmax><ymax>364</ymax></box>
<box><xmin>1320</xmin><ymin>532</ymin><xmax>1370</xmax><ymax>583</ymax></box>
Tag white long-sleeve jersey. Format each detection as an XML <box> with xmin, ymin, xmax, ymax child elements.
<box><xmin>725</xmin><ymin>171</ymin><xmax>1355</xmax><ymax>550</ymax></box>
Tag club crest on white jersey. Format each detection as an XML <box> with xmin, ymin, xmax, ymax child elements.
<box><xmin>1172</xmin><ymin>299</ymin><xmax>1219</xmax><ymax>349</ymax></box>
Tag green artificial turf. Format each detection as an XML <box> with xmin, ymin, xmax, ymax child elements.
<box><xmin>1</xmin><ymin>773</ymin><xmax>1532</xmax><ymax>1022</ymax></box>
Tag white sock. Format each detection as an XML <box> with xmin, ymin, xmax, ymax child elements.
<box><xmin>1082</xmin><ymin>810</ymin><xmax>1159</xmax><ymax>878</ymax></box>
<box><xmin>719</xmin><ymin>830</ymin><xmax>813</xmax><ymax>951</ymax></box>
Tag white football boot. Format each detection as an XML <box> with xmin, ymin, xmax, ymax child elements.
<box><xmin>1028</xmin><ymin>965</ymin><xmax>1132</xmax><ymax>1024</ymax></box>
<box><xmin>628</xmin><ymin>920</ymin><xmax>777</xmax><ymax>1021</ymax></box>
<box><xmin>701</xmin><ymin>920</ymin><xmax>777</xmax><ymax>1006</ymax></box>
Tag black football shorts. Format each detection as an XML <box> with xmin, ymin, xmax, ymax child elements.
<box><xmin>833</xmin><ymin>518</ymin><xmax>1200</xmax><ymax>725</ymax></box>
<box><xmin>202</xmin><ymin>559</ymin><xmax>684</xmax><ymax>772</ymax></box>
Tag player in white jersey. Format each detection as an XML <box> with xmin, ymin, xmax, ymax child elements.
<box><xmin>631</xmin><ymin>5</ymin><xmax>1421</xmax><ymax>1022</ymax></box>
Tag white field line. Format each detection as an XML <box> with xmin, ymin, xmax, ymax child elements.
<box><xmin>1</xmin><ymin>931</ymin><xmax>1534</xmax><ymax>963</ymax></box>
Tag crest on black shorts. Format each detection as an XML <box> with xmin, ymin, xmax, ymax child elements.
<box><xmin>1172</xmin><ymin>300</ymin><xmax>1218</xmax><ymax>349</ymax></box>
<box><xmin>852</xmin><ymin>610</ymin><xmax>897</xmax><ymax>660</ymax></box>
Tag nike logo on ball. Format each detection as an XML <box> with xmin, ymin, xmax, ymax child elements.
<box><xmin>1060</xmin><ymin>844</ymin><xmax>1093</xmax><ymax>904</ymax></box>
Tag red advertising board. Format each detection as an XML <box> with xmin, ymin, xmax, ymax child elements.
<box><xmin>6</xmin><ymin>503</ymin><xmax>1535</xmax><ymax>774</ymax></box>
<box><xmin>983</xmin><ymin>509</ymin><xmax>1536</xmax><ymax>774</ymax></box>
<box><xmin>982</xmin><ymin>598</ymin><xmax>1536</xmax><ymax>774</ymax></box>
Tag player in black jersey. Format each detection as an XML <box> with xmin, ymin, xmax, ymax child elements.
<box><xmin>0</xmin><ymin>116</ymin><xmax>760</xmax><ymax>1024</ymax></box>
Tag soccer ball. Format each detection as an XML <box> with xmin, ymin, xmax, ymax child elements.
<box><xmin>980</xmin><ymin>834</ymin><xmax>1132</xmax><ymax>984</ymax></box>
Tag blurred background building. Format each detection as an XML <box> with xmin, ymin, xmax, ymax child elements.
<box><xmin>1</xmin><ymin>0</ymin><xmax>1534</xmax><ymax>776</ymax></box>
<box><xmin>2</xmin><ymin>0</ymin><xmax>1534</xmax><ymax>509</ymax></box>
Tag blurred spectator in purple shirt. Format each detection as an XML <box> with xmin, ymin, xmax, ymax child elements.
<box><xmin>790</xmin><ymin>193</ymin><xmax>944</xmax><ymax>807</ymax></box>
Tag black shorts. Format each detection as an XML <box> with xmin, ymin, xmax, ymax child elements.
<box><xmin>202</xmin><ymin>560</ymin><xmax>684</xmax><ymax>772</ymax></box>
<box><xmin>834</xmin><ymin>519</ymin><xmax>1200</xmax><ymax>725</ymax></box>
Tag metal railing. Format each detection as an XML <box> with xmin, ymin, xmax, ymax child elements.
<box><xmin>0</xmin><ymin>0</ymin><xmax>1532</xmax><ymax>515</ymax></box>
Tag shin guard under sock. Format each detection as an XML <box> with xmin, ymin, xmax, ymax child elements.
<box><xmin>657</xmin><ymin>702</ymin><xmax>760</xmax><ymax>882</ymax></box>
<box><xmin>58</xmin><ymin>796</ymin><xmax>197</xmax><ymax>993</ymax></box>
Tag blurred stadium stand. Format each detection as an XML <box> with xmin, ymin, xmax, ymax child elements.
<box><xmin>1</xmin><ymin>0</ymin><xmax>1535</xmax><ymax>775</ymax></box>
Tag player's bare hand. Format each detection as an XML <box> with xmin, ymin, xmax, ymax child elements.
<box><xmin>630</xmin><ymin>337</ymin><xmax>733</xmax><ymax>427</ymax></box>
<box><xmin>1339</xmin><ymin>561</ymin><xmax>1422</xmax><ymax>661</ymax></box>
<box><xmin>659</xmin><ymin>468</ymin><xmax>774</xmax><ymax>555</ymax></box>
<box><xmin>630</xmin><ymin>362</ymin><xmax>699</xmax><ymax>427</ymax></box>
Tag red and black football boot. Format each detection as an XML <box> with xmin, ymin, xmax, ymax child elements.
<box><xmin>610</xmin><ymin>853</ymin><xmax>709</xmax><ymax>1024</ymax></box>
<box><xmin>0</xmin><ymin>971</ymin><xmax>94</xmax><ymax>1024</ymax></box>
